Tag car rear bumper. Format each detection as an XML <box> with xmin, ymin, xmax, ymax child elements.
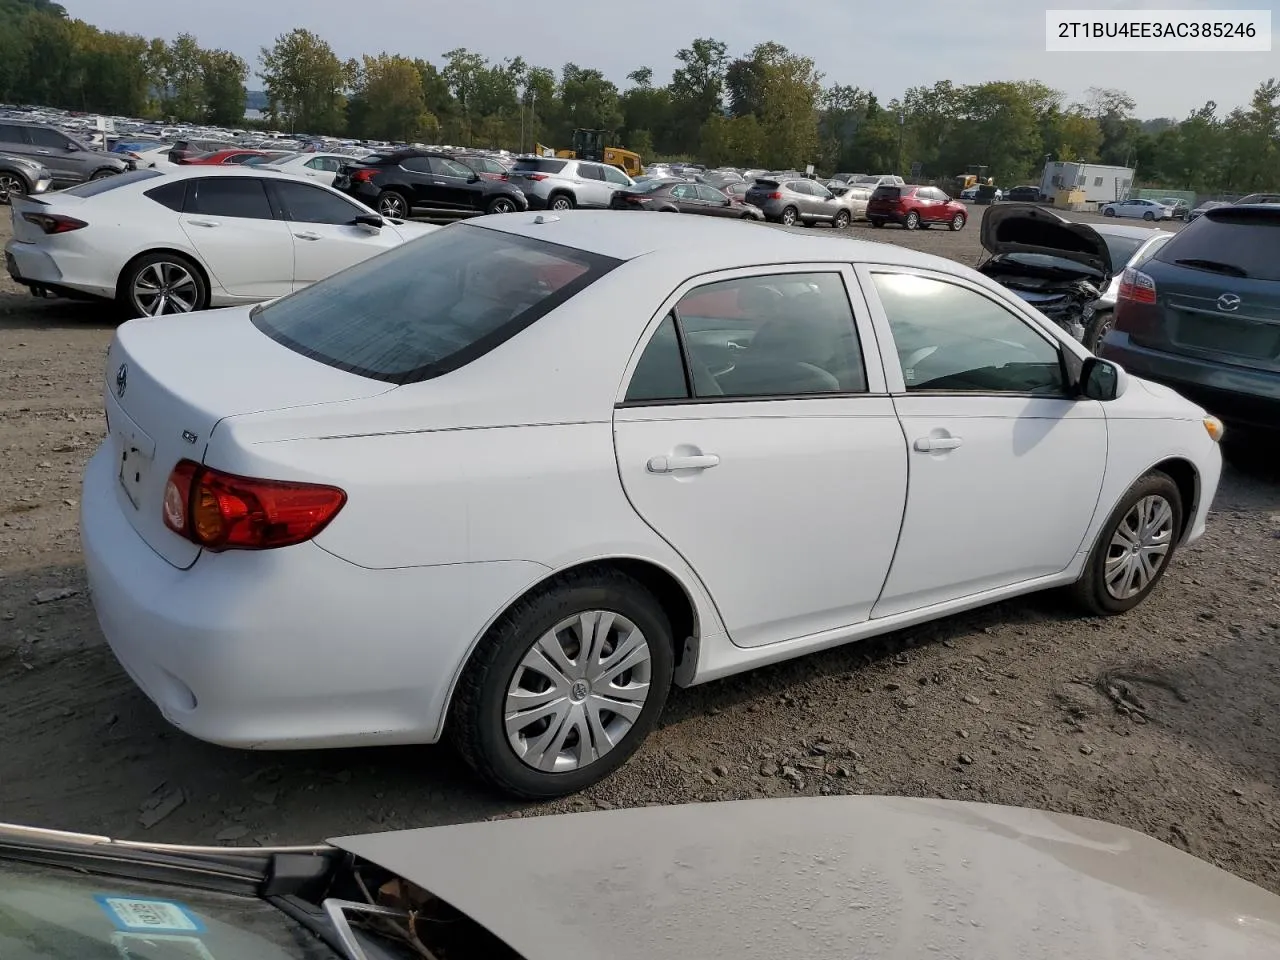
<box><xmin>4</xmin><ymin>237</ymin><xmax>116</xmax><ymax>300</ymax></box>
<box><xmin>1101</xmin><ymin>332</ymin><xmax>1280</xmax><ymax>433</ymax></box>
<box><xmin>81</xmin><ymin>443</ymin><xmax>549</xmax><ymax>749</ymax></box>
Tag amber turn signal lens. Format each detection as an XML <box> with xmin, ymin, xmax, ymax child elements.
<box><xmin>1203</xmin><ymin>416</ymin><xmax>1225</xmax><ymax>443</ymax></box>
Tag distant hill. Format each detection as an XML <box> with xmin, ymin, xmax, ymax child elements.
<box><xmin>246</xmin><ymin>90</ymin><xmax>268</xmax><ymax>111</ymax></box>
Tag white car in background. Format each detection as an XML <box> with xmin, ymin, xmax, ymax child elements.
<box><xmin>4</xmin><ymin>166</ymin><xmax>436</xmax><ymax>317</ymax></box>
<box><xmin>120</xmin><ymin>143</ymin><xmax>178</xmax><ymax>170</ymax></box>
<box><xmin>250</xmin><ymin>151</ymin><xmax>355</xmax><ymax>186</ymax></box>
<box><xmin>81</xmin><ymin>213</ymin><xmax>1223</xmax><ymax>798</ymax></box>
<box><xmin>1099</xmin><ymin>197</ymin><xmax>1174</xmax><ymax>221</ymax></box>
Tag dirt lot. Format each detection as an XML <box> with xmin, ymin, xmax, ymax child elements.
<box><xmin>3</xmin><ymin>207</ymin><xmax>1279</xmax><ymax>892</ymax></box>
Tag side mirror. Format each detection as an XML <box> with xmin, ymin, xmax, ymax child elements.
<box><xmin>468</xmin><ymin>173</ymin><xmax>481</xmax><ymax>183</ymax></box>
<box><xmin>723</xmin><ymin>198</ymin><xmax>732</xmax><ymax>206</ymax></box>
<box><xmin>1080</xmin><ymin>356</ymin><xmax>1128</xmax><ymax>401</ymax></box>
<box><xmin>352</xmin><ymin>214</ymin><xmax>384</xmax><ymax>230</ymax></box>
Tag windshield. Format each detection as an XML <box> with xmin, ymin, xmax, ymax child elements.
<box><xmin>625</xmin><ymin>179</ymin><xmax>675</xmax><ymax>193</ymax></box>
<box><xmin>1100</xmin><ymin>234</ymin><xmax>1144</xmax><ymax>267</ymax></box>
<box><xmin>0</xmin><ymin>860</ymin><xmax>336</xmax><ymax>960</ymax></box>
<box><xmin>251</xmin><ymin>223</ymin><xmax>621</xmax><ymax>384</ymax></box>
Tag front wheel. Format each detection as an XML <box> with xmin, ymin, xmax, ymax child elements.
<box><xmin>1083</xmin><ymin>309</ymin><xmax>1114</xmax><ymax>353</ymax></box>
<box><xmin>1142</xmin><ymin>211</ymin><xmax>1155</xmax><ymax>221</ymax></box>
<box><xmin>486</xmin><ymin>196</ymin><xmax>517</xmax><ymax>214</ymax></box>
<box><xmin>1069</xmin><ymin>472</ymin><xmax>1182</xmax><ymax>615</ymax></box>
<box><xmin>834</xmin><ymin>210</ymin><xmax>851</xmax><ymax>228</ymax></box>
<box><xmin>779</xmin><ymin>206</ymin><xmax>799</xmax><ymax>226</ymax></box>
<box><xmin>949</xmin><ymin>212</ymin><xmax>966</xmax><ymax>231</ymax></box>
<box><xmin>904</xmin><ymin>210</ymin><xmax>920</xmax><ymax>230</ymax></box>
<box><xmin>119</xmin><ymin>252</ymin><xmax>209</xmax><ymax>319</ymax></box>
<box><xmin>89</xmin><ymin>169</ymin><xmax>118</xmax><ymax>181</ymax></box>
<box><xmin>450</xmin><ymin>569</ymin><xmax>675</xmax><ymax>798</ymax></box>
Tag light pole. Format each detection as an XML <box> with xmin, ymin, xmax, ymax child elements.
<box><xmin>896</xmin><ymin>112</ymin><xmax>904</xmax><ymax>176</ymax></box>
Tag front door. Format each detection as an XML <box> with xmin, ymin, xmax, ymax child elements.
<box><xmin>857</xmin><ymin>266</ymin><xmax>1108</xmax><ymax>618</ymax></box>
<box><xmin>613</xmin><ymin>267</ymin><xmax>908</xmax><ymax>648</ymax></box>
<box><xmin>268</xmin><ymin>179</ymin><xmax>403</xmax><ymax>290</ymax></box>
<box><xmin>427</xmin><ymin>156</ymin><xmax>478</xmax><ymax>209</ymax></box>
<box><xmin>178</xmin><ymin>177</ymin><xmax>294</xmax><ymax>300</ymax></box>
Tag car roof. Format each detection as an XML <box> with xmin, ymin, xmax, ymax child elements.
<box><xmin>138</xmin><ymin>166</ymin><xmax>314</xmax><ymax>182</ymax></box>
<box><xmin>1090</xmin><ymin>223</ymin><xmax>1172</xmax><ymax>240</ymax></box>
<box><xmin>467</xmin><ymin>210</ymin><xmax>948</xmax><ymax>269</ymax></box>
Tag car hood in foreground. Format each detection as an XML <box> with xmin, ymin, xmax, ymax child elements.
<box><xmin>980</xmin><ymin>203</ymin><xmax>1112</xmax><ymax>277</ymax></box>
<box><xmin>334</xmin><ymin>796</ymin><xmax>1280</xmax><ymax>960</ymax></box>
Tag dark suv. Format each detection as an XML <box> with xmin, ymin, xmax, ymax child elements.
<box><xmin>334</xmin><ymin>151</ymin><xmax>528</xmax><ymax>218</ymax></box>
<box><xmin>1099</xmin><ymin>204</ymin><xmax>1280</xmax><ymax>439</ymax></box>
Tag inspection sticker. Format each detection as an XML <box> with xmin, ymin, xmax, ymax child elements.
<box><xmin>94</xmin><ymin>895</ymin><xmax>207</xmax><ymax>935</ymax></box>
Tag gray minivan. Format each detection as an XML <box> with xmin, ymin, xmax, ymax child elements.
<box><xmin>0</xmin><ymin>121</ymin><xmax>129</xmax><ymax>186</ymax></box>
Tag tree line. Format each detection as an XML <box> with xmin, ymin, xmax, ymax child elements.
<box><xmin>1</xmin><ymin>0</ymin><xmax>1277</xmax><ymax>193</ymax></box>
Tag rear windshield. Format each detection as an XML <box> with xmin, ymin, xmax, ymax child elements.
<box><xmin>626</xmin><ymin>179</ymin><xmax>675</xmax><ymax>193</ymax></box>
<box><xmin>749</xmin><ymin>179</ymin><xmax>779</xmax><ymax>189</ymax></box>
<box><xmin>1155</xmin><ymin>211</ymin><xmax>1280</xmax><ymax>282</ymax></box>
<box><xmin>59</xmin><ymin>169</ymin><xmax>162</xmax><ymax>197</ymax></box>
<box><xmin>251</xmin><ymin>224</ymin><xmax>621</xmax><ymax>384</ymax></box>
<box><xmin>512</xmin><ymin>157</ymin><xmax>568</xmax><ymax>174</ymax></box>
<box><xmin>1100</xmin><ymin>234</ymin><xmax>1144</xmax><ymax>268</ymax></box>
<box><xmin>871</xmin><ymin>186</ymin><xmax>902</xmax><ymax>200</ymax></box>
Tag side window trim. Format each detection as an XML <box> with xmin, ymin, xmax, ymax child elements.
<box><xmin>616</xmin><ymin>263</ymin><xmax>889</xmax><ymax>408</ymax></box>
<box><xmin>854</xmin><ymin>263</ymin><xmax>1078</xmax><ymax>397</ymax></box>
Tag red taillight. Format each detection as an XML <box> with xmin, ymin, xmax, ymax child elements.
<box><xmin>523</xmin><ymin>173</ymin><xmax>548</xmax><ymax>181</ymax></box>
<box><xmin>351</xmin><ymin>169</ymin><xmax>377</xmax><ymax>183</ymax></box>
<box><xmin>1117</xmin><ymin>266</ymin><xmax>1157</xmax><ymax>304</ymax></box>
<box><xmin>624</xmin><ymin>195</ymin><xmax>643</xmax><ymax>204</ymax></box>
<box><xmin>22</xmin><ymin>213</ymin><xmax>88</xmax><ymax>234</ymax></box>
<box><xmin>767</xmin><ymin>191</ymin><xmax>782</xmax><ymax>200</ymax></box>
<box><xmin>162</xmin><ymin>459</ymin><xmax>346</xmax><ymax>552</ymax></box>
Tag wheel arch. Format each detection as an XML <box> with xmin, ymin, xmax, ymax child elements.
<box><xmin>0</xmin><ymin>166</ymin><xmax>33</xmax><ymax>193</ymax></box>
<box><xmin>114</xmin><ymin>247</ymin><xmax>213</xmax><ymax>303</ymax></box>
<box><xmin>437</xmin><ymin>555</ymin><xmax>703</xmax><ymax>738</ymax></box>
<box><xmin>547</xmin><ymin>188</ymin><xmax>576</xmax><ymax>207</ymax></box>
<box><xmin>1149</xmin><ymin>456</ymin><xmax>1199</xmax><ymax>543</ymax></box>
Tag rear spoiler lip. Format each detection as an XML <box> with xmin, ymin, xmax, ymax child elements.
<box><xmin>11</xmin><ymin>194</ymin><xmax>49</xmax><ymax>207</ymax></box>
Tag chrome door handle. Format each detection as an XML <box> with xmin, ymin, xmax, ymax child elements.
<box><xmin>647</xmin><ymin>454</ymin><xmax>720</xmax><ymax>473</ymax></box>
<box><xmin>293</xmin><ymin>231</ymin><xmax>322</xmax><ymax>240</ymax></box>
<box><xmin>914</xmin><ymin>436</ymin><xmax>962</xmax><ymax>452</ymax></box>
<box><xmin>185</xmin><ymin>219</ymin><xmax>219</xmax><ymax>228</ymax></box>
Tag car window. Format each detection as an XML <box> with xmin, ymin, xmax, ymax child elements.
<box><xmin>577</xmin><ymin>164</ymin><xmax>605</xmax><ymax>182</ymax></box>
<box><xmin>430</xmin><ymin>157</ymin><xmax>473</xmax><ymax>178</ymax></box>
<box><xmin>1100</xmin><ymin>234</ymin><xmax>1144</xmax><ymax>267</ymax></box>
<box><xmin>60</xmin><ymin>169</ymin><xmax>162</xmax><ymax>197</ymax></box>
<box><xmin>251</xmin><ymin>224</ymin><xmax>621</xmax><ymax>385</ymax></box>
<box><xmin>602</xmin><ymin>165</ymin><xmax>631</xmax><ymax>185</ymax></box>
<box><xmin>1153</xmin><ymin>209</ymin><xmax>1280</xmax><ymax>282</ymax></box>
<box><xmin>144</xmin><ymin>179</ymin><xmax>188</xmax><ymax>211</ymax></box>
<box><xmin>671</xmin><ymin>184</ymin><xmax>696</xmax><ymax>200</ymax></box>
<box><xmin>186</xmin><ymin>178</ymin><xmax>274</xmax><ymax>220</ymax></box>
<box><xmin>1134</xmin><ymin>233</ymin><xmax>1171</xmax><ymax>265</ymax></box>
<box><xmin>273</xmin><ymin>180</ymin><xmax>362</xmax><ymax>224</ymax></box>
<box><xmin>696</xmin><ymin>185</ymin><xmax>726</xmax><ymax>203</ymax></box>
<box><xmin>401</xmin><ymin>156</ymin><xmax>433</xmax><ymax>173</ymax></box>
<box><xmin>511</xmin><ymin>157</ymin><xmax>567</xmax><ymax>174</ymax></box>
<box><xmin>670</xmin><ymin>272</ymin><xmax>867</xmax><ymax>399</ymax></box>
<box><xmin>27</xmin><ymin>127</ymin><xmax>71</xmax><ymax>149</ymax></box>
<box><xmin>0</xmin><ymin>123</ymin><xmax>25</xmax><ymax>142</ymax></box>
<box><xmin>625</xmin><ymin>315</ymin><xmax>690</xmax><ymax>402</ymax></box>
<box><xmin>787</xmin><ymin>180</ymin><xmax>811</xmax><ymax>196</ymax></box>
<box><xmin>871</xmin><ymin>273</ymin><xmax>1065</xmax><ymax>395</ymax></box>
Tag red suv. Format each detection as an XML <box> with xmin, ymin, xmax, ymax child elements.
<box><xmin>867</xmin><ymin>185</ymin><xmax>968</xmax><ymax>231</ymax></box>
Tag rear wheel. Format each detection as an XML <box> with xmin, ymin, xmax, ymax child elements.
<box><xmin>904</xmin><ymin>210</ymin><xmax>920</xmax><ymax>230</ymax></box>
<box><xmin>834</xmin><ymin>209</ymin><xmax>851</xmax><ymax>228</ymax></box>
<box><xmin>549</xmin><ymin>194</ymin><xmax>575</xmax><ymax>212</ymax></box>
<box><xmin>0</xmin><ymin>172</ymin><xmax>28</xmax><ymax>204</ymax></box>
<box><xmin>119</xmin><ymin>252</ymin><xmax>209</xmax><ymax>319</ymax></box>
<box><xmin>870</xmin><ymin>218</ymin><xmax>885</xmax><ymax>228</ymax></box>
<box><xmin>949</xmin><ymin>212</ymin><xmax>966</xmax><ymax>231</ymax></box>
<box><xmin>376</xmin><ymin>190</ymin><xmax>409</xmax><ymax>218</ymax></box>
<box><xmin>1142</xmin><ymin>210</ymin><xmax>1155</xmax><ymax>221</ymax></box>
<box><xmin>89</xmin><ymin>169</ymin><xmax>118</xmax><ymax>181</ymax></box>
<box><xmin>779</xmin><ymin>206</ymin><xmax>799</xmax><ymax>226</ymax></box>
<box><xmin>450</xmin><ymin>569</ymin><xmax>676</xmax><ymax>798</ymax></box>
<box><xmin>1103</xmin><ymin>207</ymin><xmax>1117</xmax><ymax>217</ymax></box>
<box><xmin>1083</xmin><ymin>309</ymin><xmax>1114</xmax><ymax>353</ymax></box>
<box><xmin>1070</xmin><ymin>472</ymin><xmax>1182</xmax><ymax>615</ymax></box>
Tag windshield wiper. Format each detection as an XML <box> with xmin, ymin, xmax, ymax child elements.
<box><xmin>1173</xmin><ymin>258</ymin><xmax>1249</xmax><ymax>277</ymax></box>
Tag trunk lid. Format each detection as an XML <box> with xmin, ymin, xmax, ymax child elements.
<box><xmin>980</xmin><ymin>203</ymin><xmax>1112</xmax><ymax>277</ymax></box>
<box><xmin>103</xmin><ymin>306</ymin><xmax>394</xmax><ymax>568</ymax></box>
<box><xmin>8</xmin><ymin>193</ymin><xmax>87</xmax><ymax>243</ymax></box>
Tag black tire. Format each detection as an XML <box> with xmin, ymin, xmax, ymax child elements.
<box><xmin>486</xmin><ymin>195</ymin><xmax>517</xmax><ymax>214</ymax></box>
<box><xmin>1069</xmin><ymin>472</ymin><xmax>1183</xmax><ymax>616</ymax></box>
<box><xmin>834</xmin><ymin>209</ymin><xmax>851</xmax><ymax>228</ymax></box>
<box><xmin>1083</xmin><ymin>309</ymin><xmax>1114</xmax><ymax>354</ymax></box>
<box><xmin>89</xmin><ymin>168</ymin><xmax>119</xmax><ymax>181</ymax></box>
<box><xmin>376</xmin><ymin>190</ymin><xmax>410</xmax><ymax>218</ymax></box>
<box><xmin>949</xmin><ymin>212</ymin><xmax>966</xmax><ymax>231</ymax></box>
<box><xmin>118</xmin><ymin>251</ymin><xmax>210</xmax><ymax>319</ymax></box>
<box><xmin>548</xmin><ymin>193</ymin><xmax>575</xmax><ymax>212</ymax></box>
<box><xmin>904</xmin><ymin>210</ymin><xmax>920</xmax><ymax>230</ymax></box>
<box><xmin>450</xmin><ymin>568</ymin><xmax>676</xmax><ymax>798</ymax></box>
<box><xmin>870</xmin><ymin>218</ymin><xmax>885</xmax><ymax>228</ymax></box>
<box><xmin>0</xmin><ymin>170</ymin><xmax>29</xmax><ymax>204</ymax></box>
<box><xmin>779</xmin><ymin>206</ymin><xmax>799</xmax><ymax>226</ymax></box>
<box><xmin>1142</xmin><ymin>210</ymin><xmax>1155</xmax><ymax>221</ymax></box>
<box><xmin>1103</xmin><ymin>207</ymin><xmax>1117</xmax><ymax>217</ymax></box>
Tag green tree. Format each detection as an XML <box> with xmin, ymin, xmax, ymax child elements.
<box><xmin>201</xmin><ymin>48</ymin><xmax>247</xmax><ymax>125</ymax></box>
<box><xmin>259</xmin><ymin>28</ymin><xmax>350</xmax><ymax>133</ymax></box>
<box><xmin>668</xmin><ymin>37</ymin><xmax>727</xmax><ymax>153</ymax></box>
<box><xmin>162</xmin><ymin>33</ymin><xmax>206</xmax><ymax>120</ymax></box>
<box><xmin>558</xmin><ymin>63</ymin><xmax>622</xmax><ymax>138</ymax></box>
<box><xmin>735</xmin><ymin>43</ymin><xmax>821</xmax><ymax>169</ymax></box>
<box><xmin>348</xmin><ymin>53</ymin><xmax>437</xmax><ymax>142</ymax></box>
<box><xmin>441</xmin><ymin>47</ymin><xmax>487</xmax><ymax>143</ymax></box>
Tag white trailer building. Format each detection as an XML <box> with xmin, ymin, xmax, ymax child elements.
<box><xmin>1040</xmin><ymin>162</ymin><xmax>1135</xmax><ymax>204</ymax></box>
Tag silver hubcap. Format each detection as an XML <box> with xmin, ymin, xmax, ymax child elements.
<box><xmin>551</xmin><ymin>198</ymin><xmax>571</xmax><ymax>211</ymax></box>
<box><xmin>907</xmin><ymin>213</ymin><xmax>918</xmax><ymax>227</ymax></box>
<box><xmin>0</xmin><ymin>175</ymin><xmax>22</xmax><ymax>201</ymax></box>
<box><xmin>380</xmin><ymin>195</ymin><xmax>405</xmax><ymax>216</ymax></box>
<box><xmin>505</xmin><ymin>611</ymin><xmax>652</xmax><ymax>772</ymax></box>
<box><xmin>1105</xmin><ymin>495</ymin><xmax>1174</xmax><ymax>599</ymax></box>
<box><xmin>133</xmin><ymin>262</ymin><xmax>198</xmax><ymax>316</ymax></box>
<box><xmin>492</xmin><ymin>199</ymin><xmax>513</xmax><ymax>213</ymax></box>
<box><xmin>783</xmin><ymin>210</ymin><xmax>795</xmax><ymax>224</ymax></box>
<box><xmin>953</xmin><ymin>215</ymin><xmax>964</xmax><ymax>228</ymax></box>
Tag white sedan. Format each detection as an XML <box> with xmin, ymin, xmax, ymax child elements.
<box><xmin>4</xmin><ymin>166</ymin><xmax>436</xmax><ymax>318</ymax></box>
<box><xmin>1100</xmin><ymin>198</ymin><xmax>1173</xmax><ymax>221</ymax></box>
<box><xmin>250</xmin><ymin>151</ymin><xmax>358</xmax><ymax>186</ymax></box>
<box><xmin>81</xmin><ymin>213</ymin><xmax>1224</xmax><ymax>798</ymax></box>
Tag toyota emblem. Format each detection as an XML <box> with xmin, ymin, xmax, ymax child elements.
<box><xmin>1217</xmin><ymin>293</ymin><xmax>1241</xmax><ymax>312</ymax></box>
<box><xmin>115</xmin><ymin>363</ymin><xmax>128</xmax><ymax>398</ymax></box>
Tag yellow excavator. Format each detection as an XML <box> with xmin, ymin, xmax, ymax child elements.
<box><xmin>534</xmin><ymin>128</ymin><xmax>643</xmax><ymax>177</ymax></box>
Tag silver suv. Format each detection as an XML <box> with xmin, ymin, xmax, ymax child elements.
<box><xmin>0</xmin><ymin>120</ymin><xmax>129</xmax><ymax>186</ymax></box>
<box><xmin>506</xmin><ymin>157</ymin><xmax>634</xmax><ymax>210</ymax></box>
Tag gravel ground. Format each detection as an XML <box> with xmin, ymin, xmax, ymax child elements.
<box><xmin>2</xmin><ymin>206</ymin><xmax>1279</xmax><ymax>892</ymax></box>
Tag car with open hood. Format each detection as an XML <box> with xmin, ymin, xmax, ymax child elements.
<box><xmin>976</xmin><ymin>202</ymin><xmax>1114</xmax><ymax>341</ymax></box>
<box><xmin>3</xmin><ymin>797</ymin><xmax>1279</xmax><ymax>960</ymax></box>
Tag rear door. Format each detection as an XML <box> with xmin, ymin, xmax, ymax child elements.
<box><xmin>397</xmin><ymin>156</ymin><xmax>441</xmax><ymax>208</ymax></box>
<box><xmin>23</xmin><ymin>126</ymin><xmax>82</xmax><ymax>182</ymax></box>
<box><xmin>695</xmin><ymin>184</ymin><xmax>736</xmax><ymax>216</ymax></box>
<box><xmin>179</xmin><ymin>177</ymin><xmax>294</xmax><ymax>299</ymax></box>
<box><xmin>669</xmin><ymin>183</ymin><xmax>702</xmax><ymax>213</ymax></box>
<box><xmin>574</xmin><ymin>163</ymin><xmax>611</xmax><ymax>207</ymax></box>
<box><xmin>268</xmin><ymin>178</ymin><xmax>404</xmax><ymax>290</ymax></box>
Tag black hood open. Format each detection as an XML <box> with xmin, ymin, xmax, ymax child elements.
<box><xmin>980</xmin><ymin>203</ymin><xmax>1112</xmax><ymax>279</ymax></box>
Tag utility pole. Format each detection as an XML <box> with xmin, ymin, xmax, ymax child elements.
<box><xmin>896</xmin><ymin>112</ymin><xmax>904</xmax><ymax>176</ymax></box>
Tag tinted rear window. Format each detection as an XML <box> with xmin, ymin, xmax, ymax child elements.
<box><xmin>1100</xmin><ymin>234</ymin><xmax>1144</xmax><ymax>267</ymax></box>
<box><xmin>59</xmin><ymin>169</ymin><xmax>162</xmax><ymax>197</ymax></box>
<box><xmin>871</xmin><ymin>186</ymin><xmax>901</xmax><ymax>200</ymax></box>
<box><xmin>749</xmin><ymin>179</ymin><xmax>779</xmax><ymax>190</ymax></box>
<box><xmin>251</xmin><ymin>224</ymin><xmax>622</xmax><ymax>384</ymax></box>
<box><xmin>1155</xmin><ymin>211</ymin><xmax>1280</xmax><ymax>282</ymax></box>
<box><xmin>512</xmin><ymin>158</ymin><xmax>568</xmax><ymax>174</ymax></box>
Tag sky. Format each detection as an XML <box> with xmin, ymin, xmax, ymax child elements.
<box><xmin>65</xmin><ymin>0</ymin><xmax>1277</xmax><ymax>119</ymax></box>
